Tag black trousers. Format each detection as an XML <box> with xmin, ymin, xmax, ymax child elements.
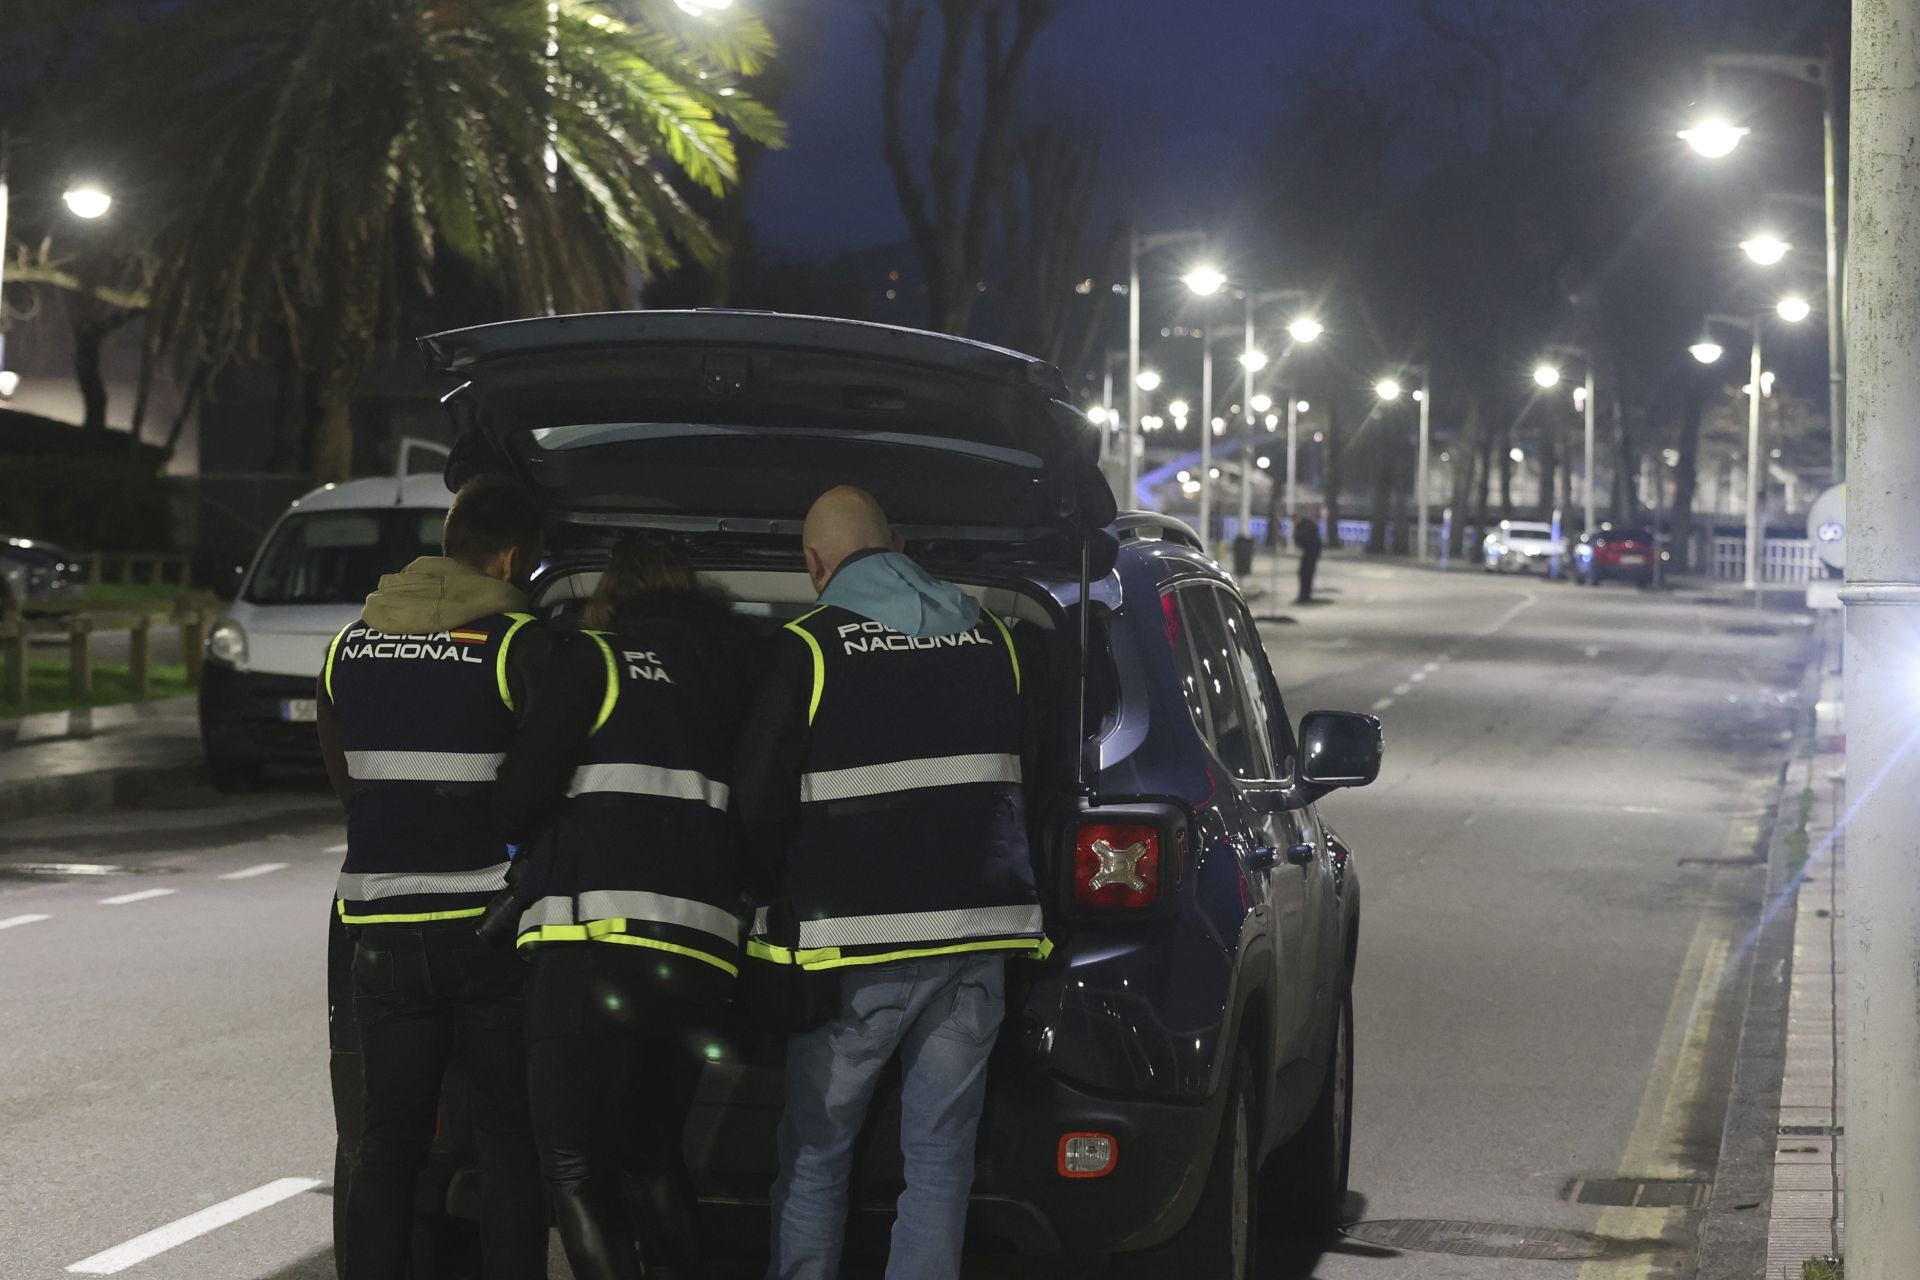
<box><xmin>1297</xmin><ymin>550</ymin><xmax>1321</xmax><ymax>602</ymax></box>
<box><xmin>342</xmin><ymin>920</ymin><xmax>547</xmax><ymax>1280</ymax></box>
<box><xmin>523</xmin><ymin>944</ymin><xmax>724</xmax><ymax>1280</ymax></box>
<box><xmin>328</xmin><ymin>908</ymin><xmax>361</xmax><ymax>1280</ymax></box>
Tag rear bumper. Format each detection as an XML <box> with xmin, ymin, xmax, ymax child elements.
<box><xmin>198</xmin><ymin>661</ymin><xmax>323</xmax><ymax>767</ymax></box>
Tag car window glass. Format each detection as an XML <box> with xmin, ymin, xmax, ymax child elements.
<box><xmin>1217</xmin><ymin>589</ymin><xmax>1292</xmax><ymax>775</ymax></box>
<box><xmin>1162</xmin><ymin>590</ymin><xmax>1215</xmax><ymax>742</ymax></box>
<box><xmin>245</xmin><ymin>511</ymin><xmax>440</xmax><ymax>607</ymax></box>
<box><xmin>1167</xmin><ymin>585</ymin><xmax>1272</xmax><ymax>780</ymax></box>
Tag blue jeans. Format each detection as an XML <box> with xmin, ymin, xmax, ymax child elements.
<box><xmin>767</xmin><ymin>952</ymin><xmax>1008</xmax><ymax>1280</ymax></box>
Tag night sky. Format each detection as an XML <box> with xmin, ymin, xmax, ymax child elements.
<box><xmin>749</xmin><ymin>0</ymin><xmax>1404</xmax><ymax>257</ymax></box>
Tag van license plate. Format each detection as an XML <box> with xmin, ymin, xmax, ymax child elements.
<box><xmin>1619</xmin><ymin>555</ymin><xmax>1647</xmax><ymax>566</ymax></box>
<box><xmin>280</xmin><ymin>699</ymin><xmax>317</xmax><ymax>723</ymax></box>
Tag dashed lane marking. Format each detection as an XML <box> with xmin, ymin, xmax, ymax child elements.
<box><xmin>1372</xmin><ymin>697</ymin><xmax>1395</xmax><ymax>712</ymax></box>
<box><xmin>1393</xmin><ymin>683</ymin><xmax>1414</xmax><ymax>696</ymax></box>
<box><xmin>66</xmin><ymin>1177</ymin><xmax>324</xmax><ymax>1275</ymax></box>
<box><xmin>324</xmin><ymin>843</ymin><xmax>348</xmax><ymax>855</ymax></box>
<box><xmin>219</xmin><ymin>862</ymin><xmax>289</xmax><ymax>881</ymax></box>
<box><xmin>0</xmin><ymin>914</ymin><xmax>51</xmax><ymax>931</ymax></box>
<box><xmin>99</xmin><ymin>888</ymin><xmax>176</xmax><ymax>907</ymax></box>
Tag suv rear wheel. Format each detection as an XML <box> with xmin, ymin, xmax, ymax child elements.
<box><xmin>1263</xmin><ymin>986</ymin><xmax>1353</xmax><ymax>1236</ymax></box>
<box><xmin>1113</xmin><ymin>1053</ymin><xmax>1255</xmax><ymax>1280</ymax></box>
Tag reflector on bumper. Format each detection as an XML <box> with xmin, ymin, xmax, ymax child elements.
<box><xmin>1058</xmin><ymin>1133</ymin><xmax>1118</xmax><ymax>1178</ymax></box>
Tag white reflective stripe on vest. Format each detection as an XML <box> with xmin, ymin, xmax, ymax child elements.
<box><xmin>336</xmin><ymin>861</ymin><xmax>512</xmax><ymax>901</ymax></box>
<box><xmin>567</xmin><ymin>763</ymin><xmax>730</xmax><ymax>812</ymax></box>
<box><xmin>520</xmin><ymin>890</ymin><xmax>740</xmax><ymax>943</ymax></box>
<box><xmin>344</xmin><ymin>750</ymin><xmax>505</xmax><ymax>783</ymax></box>
<box><xmin>795</xmin><ymin>903</ymin><xmax>1043</xmax><ymax>951</ymax></box>
<box><xmin>798</xmin><ymin>752</ymin><xmax>1021</xmax><ymax>804</ymax></box>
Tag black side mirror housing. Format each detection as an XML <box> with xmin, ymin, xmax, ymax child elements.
<box><xmin>1298</xmin><ymin>710</ymin><xmax>1383</xmax><ymax>793</ymax></box>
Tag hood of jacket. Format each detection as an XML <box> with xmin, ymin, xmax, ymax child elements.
<box><xmin>362</xmin><ymin>557</ymin><xmax>529</xmax><ymax>634</ymax></box>
<box><xmin>819</xmin><ymin>549</ymin><xmax>981</xmax><ymax>637</ymax></box>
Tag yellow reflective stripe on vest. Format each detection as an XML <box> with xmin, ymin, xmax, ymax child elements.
<box><xmin>567</xmin><ymin>762</ymin><xmax>730</xmax><ymax>811</ymax></box>
<box><xmin>784</xmin><ymin>607</ymin><xmax>830</xmax><ymax>725</ymax></box>
<box><xmin>796</xmin><ymin>937</ymin><xmax>1046</xmax><ymax>972</ymax></box>
<box><xmin>497</xmin><ymin>612</ymin><xmax>536</xmax><ymax>711</ymax></box>
<box><xmin>323</xmin><ymin>623</ymin><xmax>351</xmax><ymax>703</ymax></box>
<box><xmin>798</xmin><ymin>752</ymin><xmax>1021</xmax><ymax>803</ymax></box>
<box><xmin>585</xmin><ymin>631</ymin><xmax>620</xmax><ymax>734</ymax></box>
<box><xmin>516</xmin><ymin>918</ymin><xmax>739</xmax><ymax>977</ymax></box>
<box><xmin>344</xmin><ymin>750</ymin><xmax>504</xmax><ymax>782</ymax></box>
<box><xmin>520</xmin><ymin>891</ymin><xmax>740</xmax><ymax>944</ymax></box>
<box><xmin>337</xmin><ymin>900</ymin><xmax>488</xmax><ymax>925</ymax></box>
<box><xmin>982</xmin><ymin>609</ymin><xmax>1021</xmax><ymax>695</ymax></box>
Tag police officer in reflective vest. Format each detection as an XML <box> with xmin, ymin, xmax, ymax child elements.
<box><xmin>316</xmin><ymin>475</ymin><xmax>551</xmax><ymax>1280</ymax></box>
<box><xmin>735</xmin><ymin>486</ymin><xmax>1044</xmax><ymax>1280</ymax></box>
<box><xmin>491</xmin><ymin>540</ymin><xmax>759</xmax><ymax>1280</ymax></box>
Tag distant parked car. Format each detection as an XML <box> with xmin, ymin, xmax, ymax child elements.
<box><xmin>1574</xmin><ymin>525</ymin><xmax>1658</xmax><ymax>587</ymax></box>
<box><xmin>0</xmin><ymin>536</ymin><xmax>86</xmax><ymax>609</ymax></box>
<box><xmin>1482</xmin><ymin>520</ymin><xmax>1567</xmax><ymax>575</ymax></box>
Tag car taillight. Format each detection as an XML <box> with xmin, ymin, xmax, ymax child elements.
<box><xmin>1074</xmin><ymin>821</ymin><xmax>1161</xmax><ymax>909</ymax></box>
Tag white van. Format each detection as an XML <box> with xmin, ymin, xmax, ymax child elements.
<box><xmin>199</xmin><ymin>445</ymin><xmax>451</xmax><ymax>784</ymax></box>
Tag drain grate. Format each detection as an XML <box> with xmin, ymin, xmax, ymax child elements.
<box><xmin>1342</xmin><ymin>1219</ymin><xmax>1611</xmax><ymax>1261</ymax></box>
<box><xmin>1570</xmin><ymin>1177</ymin><xmax>1710</xmax><ymax>1209</ymax></box>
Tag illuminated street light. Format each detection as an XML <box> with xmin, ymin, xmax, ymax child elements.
<box><xmin>1182</xmin><ymin>265</ymin><xmax>1227</xmax><ymax>296</ymax></box>
<box><xmin>1533</xmin><ymin>364</ymin><xmax>1561</xmax><ymax>388</ymax></box>
<box><xmin>1142</xmin><ymin>415</ymin><xmax>1165</xmax><ymax>432</ymax></box>
<box><xmin>1297</xmin><ymin>400</ymin><xmax>1310</xmax><ymax>413</ymax></box>
<box><xmin>1690</xmin><ymin>340</ymin><xmax>1726</xmax><ymax>364</ymax></box>
<box><xmin>1287</xmin><ymin>317</ymin><xmax>1325</xmax><ymax>343</ymax></box>
<box><xmin>1135</xmin><ymin>369</ymin><xmax>1163</xmax><ymax>392</ymax></box>
<box><xmin>1264</xmin><ymin>413</ymin><xmax>1280</xmax><ymax>430</ymax></box>
<box><xmin>1250</xmin><ymin>393</ymin><xmax>1273</xmax><ymax>413</ymax></box>
<box><xmin>1086</xmin><ymin>405</ymin><xmax>1111</xmax><ymax>425</ymax></box>
<box><xmin>674</xmin><ymin>0</ymin><xmax>734</xmax><ymax>13</ymax></box>
<box><xmin>61</xmin><ymin>185</ymin><xmax>111</xmax><ymax>219</ymax></box>
<box><xmin>0</xmin><ymin>370</ymin><xmax>17</xmax><ymax>398</ymax></box>
<box><xmin>1256</xmin><ymin>456</ymin><xmax>1272</xmax><ymax>469</ymax></box>
<box><xmin>1412</xmin><ymin>389</ymin><xmax>1426</xmax><ymax>403</ymax></box>
<box><xmin>1678</xmin><ymin>117</ymin><xmax>1749</xmax><ymax>158</ymax></box>
<box><xmin>1374</xmin><ymin>378</ymin><xmax>1402</xmax><ymax>401</ymax></box>
<box><xmin>1208</xmin><ymin>467</ymin><xmax>1222</xmax><ymax>479</ymax></box>
<box><xmin>1740</xmin><ymin>234</ymin><xmax>1792</xmax><ymax>265</ymax></box>
<box><xmin>1210</xmin><ymin>416</ymin><xmax>1226</xmax><ymax>435</ymax></box>
<box><xmin>1240</xmin><ymin>349</ymin><xmax>1269</xmax><ymax>372</ymax></box>
<box><xmin>1177</xmin><ymin>470</ymin><xmax>1192</xmax><ymax>483</ymax></box>
<box><xmin>1777</xmin><ymin>295</ymin><xmax>1813</xmax><ymax>323</ymax></box>
<box><xmin>1510</xmin><ymin>446</ymin><xmax>1526</xmax><ymax>463</ymax></box>
<box><xmin>1573</xmin><ymin>385</ymin><xmax>1589</xmax><ymax>410</ymax></box>
<box><xmin>1761</xmin><ymin>370</ymin><xmax>1777</xmax><ymax>396</ymax></box>
<box><xmin>1167</xmin><ymin>398</ymin><xmax>1190</xmax><ymax>418</ymax></box>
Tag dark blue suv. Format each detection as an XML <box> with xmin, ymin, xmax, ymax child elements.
<box><xmin>395</xmin><ymin>311</ymin><xmax>1382</xmax><ymax>1276</ymax></box>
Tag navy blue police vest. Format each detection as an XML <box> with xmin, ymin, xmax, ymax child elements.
<box><xmin>515</xmin><ymin>631</ymin><xmax>742</xmax><ymax>977</ymax></box>
<box><xmin>325</xmin><ymin>611</ymin><xmax>536</xmax><ymax>924</ymax></box>
<box><xmin>749</xmin><ymin>603</ymin><xmax>1044</xmax><ymax>971</ymax></box>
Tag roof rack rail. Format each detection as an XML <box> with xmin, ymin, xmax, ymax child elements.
<box><xmin>1113</xmin><ymin>512</ymin><xmax>1206</xmax><ymax>552</ymax></box>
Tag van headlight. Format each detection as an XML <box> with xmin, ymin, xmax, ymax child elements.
<box><xmin>207</xmin><ymin>619</ymin><xmax>248</xmax><ymax>667</ymax></box>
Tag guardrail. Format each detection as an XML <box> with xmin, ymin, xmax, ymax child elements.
<box><xmin>79</xmin><ymin>552</ymin><xmax>193</xmax><ymax>588</ymax></box>
<box><xmin>0</xmin><ymin>606</ymin><xmax>209</xmax><ymax>707</ymax></box>
<box><xmin>1712</xmin><ymin>537</ymin><xmax>1818</xmax><ymax>584</ymax></box>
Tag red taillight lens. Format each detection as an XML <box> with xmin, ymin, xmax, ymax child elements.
<box><xmin>1074</xmin><ymin>821</ymin><xmax>1161</xmax><ymax>908</ymax></box>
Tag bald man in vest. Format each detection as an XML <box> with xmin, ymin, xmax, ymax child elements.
<box><xmin>736</xmin><ymin>487</ymin><xmax>1046</xmax><ymax>1280</ymax></box>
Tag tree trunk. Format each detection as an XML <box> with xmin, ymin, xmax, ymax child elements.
<box><xmin>1388</xmin><ymin>434</ymin><xmax>1412</xmax><ymax>555</ymax></box>
<box><xmin>308</xmin><ymin>398</ymin><xmax>354</xmax><ymax>483</ymax></box>
<box><xmin>74</xmin><ymin>322</ymin><xmax>110</xmax><ymax>433</ymax></box>
<box><xmin>159</xmin><ymin>361</ymin><xmax>212</xmax><ymax>467</ymax></box>
<box><xmin>1536</xmin><ymin>418</ymin><xmax>1557</xmax><ymax>512</ymax></box>
<box><xmin>1498</xmin><ymin>421</ymin><xmax>1515</xmax><ymax>516</ymax></box>
<box><xmin>1671</xmin><ymin>378</ymin><xmax>1705</xmax><ymax>571</ymax></box>
<box><xmin>1446</xmin><ymin>402</ymin><xmax>1482</xmax><ymax>559</ymax></box>
<box><xmin>127</xmin><ymin>332</ymin><xmax>158</xmax><ymax>453</ymax></box>
<box><xmin>1611</xmin><ymin>398</ymin><xmax>1638</xmax><ymax>523</ymax></box>
<box><xmin>1323</xmin><ymin>399</ymin><xmax>1344</xmax><ymax>548</ymax></box>
<box><xmin>1473</xmin><ymin>415</ymin><xmax>1496</xmax><ymax>530</ymax></box>
<box><xmin>1366</xmin><ymin>434</ymin><xmax>1393</xmax><ymax>554</ymax></box>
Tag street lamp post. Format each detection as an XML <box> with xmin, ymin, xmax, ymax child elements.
<box><xmin>1235</xmin><ymin>286</ymin><xmax>1319</xmax><ymax>545</ymax></box>
<box><xmin>0</xmin><ymin>132</ymin><xmax>114</xmax><ymax>394</ymax></box>
<box><xmin>1535</xmin><ymin>347</ymin><xmax>1597</xmax><ymax>538</ymax></box>
<box><xmin>1683</xmin><ymin>53</ymin><xmax>1844</xmax><ymax>482</ymax></box>
<box><xmin>1179</xmin><ymin>264</ymin><xmax>1227</xmax><ymax>542</ymax></box>
<box><xmin>1127</xmin><ymin>228</ymin><xmax>1209</xmax><ymax>507</ymax></box>
<box><xmin>1375</xmin><ymin>366</ymin><xmax>1432</xmax><ymax>560</ymax></box>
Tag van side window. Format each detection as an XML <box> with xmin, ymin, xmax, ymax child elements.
<box><xmin>1164</xmin><ymin>584</ymin><xmax>1275</xmax><ymax>780</ymax></box>
<box><xmin>1217</xmin><ymin>589</ymin><xmax>1296</xmax><ymax>776</ymax></box>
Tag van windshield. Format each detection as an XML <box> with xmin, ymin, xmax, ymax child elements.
<box><xmin>245</xmin><ymin>510</ymin><xmax>444</xmax><ymax>606</ymax></box>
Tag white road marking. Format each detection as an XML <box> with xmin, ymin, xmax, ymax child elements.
<box><xmin>324</xmin><ymin>843</ymin><xmax>348</xmax><ymax>855</ymax></box>
<box><xmin>219</xmin><ymin>862</ymin><xmax>289</xmax><ymax>881</ymax></box>
<box><xmin>1622</xmin><ymin>805</ymin><xmax>1672</xmax><ymax>816</ymax></box>
<box><xmin>66</xmin><ymin>1177</ymin><xmax>324</xmax><ymax>1275</ymax></box>
<box><xmin>1423</xmin><ymin>661</ymin><xmax>1443</xmax><ymax>674</ymax></box>
<box><xmin>99</xmin><ymin>888</ymin><xmax>176</xmax><ymax>907</ymax></box>
<box><xmin>1372</xmin><ymin>697</ymin><xmax>1395</xmax><ymax>711</ymax></box>
<box><xmin>1393</xmin><ymin>683</ymin><xmax>1414</xmax><ymax>696</ymax></box>
<box><xmin>1410</xmin><ymin>671</ymin><xmax>1428</xmax><ymax>683</ymax></box>
<box><xmin>1480</xmin><ymin>593</ymin><xmax>1538</xmax><ymax>636</ymax></box>
<box><xmin>0</xmin><ymin>914</ymin><xmax>51</xmax><ymax>931</ymax></box>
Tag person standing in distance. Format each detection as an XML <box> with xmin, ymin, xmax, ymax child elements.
<box><xmin>1294</xmin><ymin>504</ymin><xmax>1325</xmax><ymax>605</ymax></box>
<box><xmin>737</xmin><ymin>486</ymin><xmax>1045</xmax><ymax>1280</ymax></box>
<box><xmin>317</xmin><ymin>475</ymin><xmax>551</xmax><ymax>1280</ymax></box>
<box><xmin>491</xmin><ymin>540</ymin><xmax>759</xmax><ymax>1280</ymax></box>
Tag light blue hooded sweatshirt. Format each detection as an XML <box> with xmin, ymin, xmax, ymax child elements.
<box><xmin>819</xmin><ymin>550</ymin><xmax>981</xmax><ymax>637</ymax></box>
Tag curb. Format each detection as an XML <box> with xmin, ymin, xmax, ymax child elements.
<box><xmin>0</xmin><ymin>760</ymin><xmax>209</xmax><ymax>825</ymax></box>
<box><xmin>1694</xmin><ymin>614</ymin><xmax>1829</xmax><ymax>1278</ymax></box>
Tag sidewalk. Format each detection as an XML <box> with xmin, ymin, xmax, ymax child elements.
<box><xmin>0</xmin><ymin>696</ymin><xmax>205</xmax><ymax>824</ymax></box>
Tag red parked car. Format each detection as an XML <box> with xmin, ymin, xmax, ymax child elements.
<box><xmin>1573</xmin><ymin>525</ymin><xmax>1659</xmax><ymax>587</ymax></box>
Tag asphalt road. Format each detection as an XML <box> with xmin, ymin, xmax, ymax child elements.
<box><xmin>0</xmin><ymin>556</ymin><xmax>1809</xmax><ymax>1279</ymax></box>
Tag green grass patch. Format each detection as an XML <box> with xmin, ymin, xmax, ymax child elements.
<box><xmin>0</xmin><ymin>660</ymin><xmax>193</xmax><ymax>718</ymax></box>
<box><xmin>1802</xmin><ymin>1256</ymin><xmax>1842</xmax><ymax>1280</ymax></box>
<box><xmin>1785</xmin><ymin>787</ymin><xmax>1817</xmax><ymax>880</ymax></box>
<box><xmin>72</xmin><ymin>582</ymin><xmax>217</xmax><ymax>613</ymax></box>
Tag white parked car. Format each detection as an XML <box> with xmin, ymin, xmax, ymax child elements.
<box><xmin>198</xmin><ymin>449</ymin><xmax>450</xmax><ymax>785</ymax></box>
<box><xmin>1483</xmin><ymin>520</ymin><xmax>1568</xmax><ymax>574</ymax></box>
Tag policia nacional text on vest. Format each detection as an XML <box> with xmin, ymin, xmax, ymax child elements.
<box><xmin>326</xmin><ymin>612</ymin><xmax>536</xmax><ymax>924</ymax></box>
<box><xmin>749</xmin><ymin>604</ymin><xmax>1046</xmax><ymax>972</ymax></box>
<box><xmin>513</xmin><ymin>632</ymin><xmax>742</xmax><ymax>977</ymax></box>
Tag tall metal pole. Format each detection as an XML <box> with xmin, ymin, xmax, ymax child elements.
<box><xmin>1416</xmin><ymin>381</ymin><xmax>1431</xmax><ymax>561</ymax></box>
<box><xmin>1582</xmin><ymin>362</ymin><xmax>1596</xmax><ymax>537</ymax></box>
<box><xmin>1126</xmin><ymin>229</ymin><xmax>1141</xmax><ymax>507</ymax></box>
<box><xmin>1239</xmin><ymin>292</ymin><xmax>1257</xmax><ymax>536</ymax></box>
<box><xmin>1744</xmin><ymin>317</ymin><xmax>1764</xmax><ymax>595</ymax></box>
<box><xmin>1823</xmin><ymin>78</ymin><xmax>1847</xmax><ymax>483</ymax></box>
<box><xmin>1100</xmin><ymin>361</ymin><xmax>1115</xmax><ymax>464</ymax></box>
<box><xmin>1200</xmin><ymin>319</ymin><xmax>1214</xmax><ymax>544</ymax></box>
<box><xmin>1842</xmin><ymin>4</ymin><xmax>1920</xmax><ymax>1271</ymax></box>
<box><xmin>0</xmin><ymin>133</ymin><xmax>11</xmax><ymax>382</ymax></box>
<box><xmin>1285</xmin><ymin>396</ymin><xmax>1299</xmax><ymax>524</ymax></box>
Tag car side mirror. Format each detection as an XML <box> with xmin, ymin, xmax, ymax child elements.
<box><xmin>1298</xmin><ymin>711</ymin><xmax>1383</xmax><ymax>791</ymax></box>
<box><xmin>212</xmin><ymin>564</ymin><xmax>243</xmax><ymax>604</ymax></box>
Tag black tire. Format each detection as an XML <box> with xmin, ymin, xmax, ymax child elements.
<box><xmin>1262</xmin><ymin>987</ymin><xmax>1354</xmax><ymax>1238</ymax></box>
<box><xmin>206</xmin><ymin>754</ymin><xmax>263</xmax><ymax>792</ymax></box>
<box><xmin>1114</xmin><ymin>1053</ymin><xmax>1257</xmax><ymax>1280</ymax></box>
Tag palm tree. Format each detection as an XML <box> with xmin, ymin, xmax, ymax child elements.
<box><xmin>98</xmin><ymin>0</ymin><xmax>783</xmax><ymax>479</ymax></box>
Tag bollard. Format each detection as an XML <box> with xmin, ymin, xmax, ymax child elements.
<box><xmin>68</xmin><ymin>616</ymin><xmax>94</xmax><ymax>701</ymax></box>
<box><xmin>130</xmin><ymin>614</ymin><xmax>153</xmax><ymax>700</ymax></box>
<box><xmin>2</xmin><ymin>620</ymin><xmax>25</xmax><ymax>706</ymax></box>
<box><xmin>180</xmin><ymin>608</ymin><xmax>206</xmax><ymax>688</ymax></box>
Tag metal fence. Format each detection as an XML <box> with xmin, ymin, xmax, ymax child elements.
<box><xmin>1712</xmin><ymin>537</ymin><xmax>1818</xmax><ymax>584</ymax></box>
